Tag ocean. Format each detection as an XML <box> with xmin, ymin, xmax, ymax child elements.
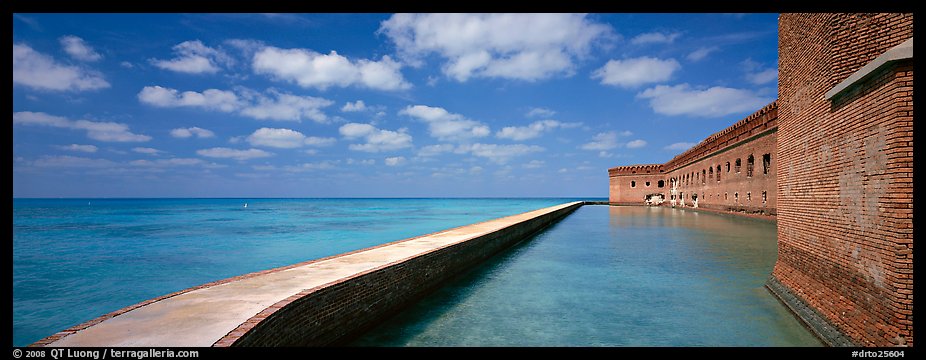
<box><xmin>12</xmin><ymin>198</ymin><xmax>587</xmax><ymax>346</ymax></box>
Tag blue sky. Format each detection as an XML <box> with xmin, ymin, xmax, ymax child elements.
<box><xmin>13</xmin><ymin>13</ymin><xmax>779</xmax><ymax>198</ymax></box>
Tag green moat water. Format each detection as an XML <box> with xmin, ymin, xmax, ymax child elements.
<box><xmin>354</xmin><ymin>205</ymin><xmax>821</xmax><ymax>346</ymax></box>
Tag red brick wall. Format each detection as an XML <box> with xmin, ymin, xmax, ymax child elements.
<box><xmin>608</xmin><ymin>103</ymin><xmax>778</xmax><ymax>216</ymax></box>
<box><xmin>773</xmin><ymin>13</ymin><xmax>913</xmax><ymax>347</ymax></box>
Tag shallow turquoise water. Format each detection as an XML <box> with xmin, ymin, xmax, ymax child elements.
<box><xmin>12</xmin><ymin>198</ymin><xmax>584</xmax><ymax>346</ymax></box>
<box><xmin>353</xmin><ymin>205</ymin><xmax>822</xmax><ymax>346</ymax></box>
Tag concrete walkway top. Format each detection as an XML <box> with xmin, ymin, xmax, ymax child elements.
<box><xmin>40</xmin><ymin>201</ymin><xmax>583</xmax><ymax>347</ymax></box>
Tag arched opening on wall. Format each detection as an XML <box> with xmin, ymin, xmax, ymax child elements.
<box><xmin>763</xmin><ymin>153</ymin><xmax>771</xmax><ymax>175</ymax></box>
<box><xmin>747</xmin><ymin>192</ymin><xmax>752</xmax><ymax>202</ymax></box>
<box><xmin>701</xmin><ymin>169</ymin><xmax>706</xmax><ymax>184</ymax></box>
<box><xmin>735</xmin><ymin>159</ymin><xmax>741</xmax><ymax>173</ymax></box>
<box><xmin>709</xmin><ymin>167</ymin><xmax>713</xmax><ymax>180</ymax></box>
<box><xmin>716</xmin><ymin>165</ymin><xmax>721</xmax><ymax>182</ymax></box>
<box><xmin>747</xmin><ymin>155</ymin><xmax>755</xmax><ymax>177</ymax></box>
<box><xmin>631</xmin><ymin>181</ymin><xmax>636</xmax><ymax>188</ymax></box>
<box><xmin>726</xmin><ymin>162</ymin><xmax>730</xmax><ymax>173</ymax></box>
<box><xmin>762</xmin><ymin>191</ymin><xmax>767</xmax><ymax>205</ymax></box>
<box><xmin>645</xmin><ymin>181</ymin><xmax>651</xmax><ymax>187</ymax></box>
<box><xmin>734</xmin><ymin>192</ymin><xmax>739</xmax><ymax>203</ymax></box>
<box><xmin>658</xmin><ymin>180</ymin><xmax>665</xmax><ymax>188</ymax></box>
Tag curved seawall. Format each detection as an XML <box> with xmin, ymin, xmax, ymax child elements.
<box><xmin>33</xmin><ymin>201</ymin><xmax>583</xmax><ymax>347</ymax></box>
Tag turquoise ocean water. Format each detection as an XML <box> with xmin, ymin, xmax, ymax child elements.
<box><xmin>12</xmin><ymin>198</ymin><xmax>584</xmax><ymax>346</ymax></box>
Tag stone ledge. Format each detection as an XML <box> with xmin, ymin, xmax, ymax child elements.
<box><xmin>825</xmin><ymin>37</ymin><xmax>913</xmax><ymax>100</ymax></box>
<box><xmin>765</xmin><ymin>276</ymin><xmax>857</xmax><ymax>347</ymax></box>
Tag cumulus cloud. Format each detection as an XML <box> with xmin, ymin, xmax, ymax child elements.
<box><xmin>138</xmin><ymin>86</ymin><xmax>241</xmax><ymax>112</ymax></box>
<box><xmin>687</xmin><ymin>46</ymin><xmax>719</xmax><ymax>62</ymax></box>
<box><xmin>151</xmin><ymin>40</ymin><xmax>232</xmax><ymax>74</ymax></box>
<box><xmin>636</xmin><ymin>83</ymin><xmax>771</xmax><ymax>117</ymax></box>
<box><xmin>56</xmin><ymin>144</ymin><xmax>98</xmax><ymax>153</ymax></box>
<box><xmin>630</xmin><ymin>31</ymin><xmax>681</xmax><ymax>45</ymax></box>
<box><xmin>341</xmin><ymin>100</ymin><xmax>367</xmax><ymax>112</ymax></box>
<box><xmin>665</xmin><ymin>142</ymin><xmax>697</xmax><ymax>151</ymax></box>
<box><xmin>593</xmin><ymin>57</ymin><xmax>680</xmax><ymax>88</ymax></box>
<box><xmin>196</xmin><ymin>147</ymin><xmax>272</xmax><ymax>160</ymax></box>
<box><xmin>417</xmin><ymin>144</ymin><xmax>456</xmax><ymax>157</ymax></box>
<box><xmin>379</xmin><ymin>13</ymin><xmax>614</xmax><ymax>82</ymax></box>
<box><xmin>626</xmin><ymin>139</ymin><xmax>648</xmax><ymax>149</ymax></box>
<box><xmin>741</xmin><ymin>58</ymin><xmax>778</xmax><ymax>85</ymax></box>
<box><xmin>139</xmin><ymin>86</ymin><xmax>333</xmax><ymax>123</ymax></box>
<box><xmin>385</xmin><ymin>156</ymin><xmax>406</xmax><ymax>166</ymax></box>
<box><xmin>456</xmin><ymin>143</ymin><xmax>544</xmax><ymax>164</ymax></box>
<box><xmin>170</xmin><ymin>126</ymin><xmax>215</xmax><ymax>139</ymax></box>
<box><xmin>132</xmin><ymin>147</ymin><xmax>163</xmax><ymax>155</ymax></box>
<box><xmin>523</xmin><ymin>160</ymin><xmax>545</xmax><ymax>169</ymax></box>
<box><xmin>304</xmin><ymin>136</ymin><xmax>336</xmax><ymax>147</ymax></box>
<box><xmin>13</xmin><ymin>43</ymin><xmax>110</xmax><ymax>91</ymax></box>
<box><xmin>399</xmin><ymin>105</ymin><xmax>490</xmax><ymax>142</ymax></box>
<box><xmin>581</xmin><ymin>131</ymin><xmax>620</xmax><ymax>151</ymax></box>
<box><xmin>13</xmin><ymin>111</ymin><xmax>151</xmax><ymax>142</ymax></box>
<box><xmin>252</xmin><ymin>46</ymin><xmax>410</xmax><ymax>91</ymax></box>
<box><xmin>130</xmin><ymin>158</ymin><xmax>205</xmax><ymax>167</ymax></box>
<box><xmin>284</xmin><ymin>160</ymin><xmax>339</xmax><ymax>172</ymax></box>
<box><xmin>525</xmin><ymin>107</ymin><xmax>556</xmax><ymax>118</ymax></box>
<box><xmin>59</xmin><ymin>36</ymin><xmax>102</xmax><ymax>62</ymax></box>
<box><xmin>246</xmin><ymin>127</ymin><xmax>307</xmax><ymax>149</ymax></box>
<box><xmin>496</xmin><ymin>119</ymin><xmax>581</xmax><ymax>141</ymax></box>
<box><xmin>339</xmin><ymin>123</ymin><xmax>413</xmax><ymax>152</ymax></box>
<box><xmin>345</xmin><ymin>158</ymin><xmax>375</xmax><ymax>166</ymax></box>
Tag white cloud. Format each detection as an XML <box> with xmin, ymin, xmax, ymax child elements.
<box><xmin>132</xmin><ymin>147</ymin><xmax>163</xmax><ymax>155</ymax></box>
<box><xmin>32</xmin><ymin>155</ymin><xmax>116</xmax><ymax>168</ymax></box>
<box><xmin>284</xmin><ymin>160</ymin><xmax>339</xmax><ymax>172</ymax></box>
<box><xmin>246</xmin><ymin>127</ymin><xmax>307</xmax><ymax>148</ymax></box>
<box><xmin>130</xmin><ymin>158</ymin><xmax>204</xmax><ymax>167</ymax></box>
<box><xmin>598</xmin><ymin>151</ymin><xmax>614</xmax><ymax>158</ymax></box>
<box><xmin>304</xmin><ymin>136</ymin><xmax>336</xmax><ymax>147</ymax></box>
<box><xmin>120</xmin><ymin>61</ymin><xmax>134</xmax><ymax>68</ymax></box>
<box><xmin>239</xmin><ymin>90</ymin><xmax>333</xmax><ymax>122</ymax></box>
<box><xmin>496</xmin><ymin>119</ymin><xmax>580</xmax><ymax>141</ymax></box>
<box><xmin>341</xmin><ymin>100</ymin><xmax>367</xmax><ymax>112</ymax></box>
<box><xmin>138</xmin><ymin>86</ymin><xmax>241</xmax><ymax>112</ymax></box>
<box><xmin>385</xmin><ymin>156</ymin><xmax>406</xmax><ymax>166</ymax></box>
<box><xmin>399</xmin><ymin>105</ymin><xmax>490</xmax><ymax>142</ymax></box>
<box><xmin>196</xmin><ymin>147</ymin><xmax>272</xmax><ymax>160</ymax></box>
<box><xmin>581</xmin><ymin>131</ymin><xmax>619</xmax><ymax>151</ymax></box>
<box><xmin>345</xmin><ymin>158</ymin><xmax>375</xmax><ymax>166</ymax></box>
<box><xmin>252</xmin><ymin>46</ymin><xmax>410</xmax><ymax>91</ymax></box>
<box><xmin>380</xmin><ymin>13</ymin><xmax>614</xmax><ymax>82</ymax></box>
<box><xmin>13</xmin><ymin>111</ymin><xmax>151</xmax><ymax>142</ymax></box>
<box><xmin>592</xmin><ymin>57</ymin><xmax>680</xmax><ymax>88</ymax></box>
<box><xmin>417</xmin><ymin>144</ymin><xmax>455</xmax><ymax>157</ymax></box>
<box><xmin>59</xmin><ymin>36</ymin><xmax>102</xmax><ymax>62</ymax></box>
<box><xmin>626</xmin><ymin>139</ymin><xmax>648</xmax><ymax>149</ymax></box>
<box><xmin>151</xmin><ymin>40</ymin><xmax>231</xmax><ymax>74</ymax></box>
<box><xmin>523</xmin><ymin>160</ymin><xmax>545</xmax><ymax>169</ymax></box>
<box><xmin>456</xmin><ymin>143</ymin><xmax>544</xmax><ymax>164</ymax></box>
<box><xmin>139</xmin><ymin>86</ymin><xmax>333</xmax><ymax>123</ymax></box>
<box><xmin>170</xmin><ymin>126</ymin><xmax>215</xmax><ymax>139</ymax></box>
<box><xmin>741</xmin><ymin>58</ymin><xmax>778</xmax><ymax>85</ymax></box>
<box><xmin>13</xmin><ymin>43</ymin><xmax>110</xmax><ymax>91</ymax></box>
<box><xmin>636</xmin><ymin>83</ymin><xmax>771</xmax><ymax>117</ymax></box>
<box><xmin>631</xmin><ymin>31</ymin><xmax>681</xmax><ymax>45</ymax></box>
<box><xmin>687</xmin><ymin>46</ymin><xmax>719</xmax><ymax>62</ymax></box>
<box><xmin>665</xmin><ymin>142</ymin><xmax>697</xmax><ymax>151</ymax></box>
<box><xmin>525</xmin><ymin>107</ymin><xmax>556</xmax><ymax>118</ymax></box>
<box><xmin>56</xmin><ymin>144</ymin><xmax>98</xmax><ymax>153</ymax></box>
<box><xmin>339</xmin><ymin>123</ymin><xmax>413</xmax><ymax>152</ymax></box>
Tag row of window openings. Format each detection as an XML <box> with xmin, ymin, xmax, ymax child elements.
<box><xmin>670</xmin><ymin>191</ymin><xmax>768</xmax><ymax>204</ymax></box>
<box><xmin>630</xmin><ymin>153</ymin><xmax>771</xmax><ymax>188</ymax></box>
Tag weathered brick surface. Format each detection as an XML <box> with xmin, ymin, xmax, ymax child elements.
<box><xmin>773</xmin><ymin>13</ymin><xmax>913</xmax><ymax>347</ymax></box>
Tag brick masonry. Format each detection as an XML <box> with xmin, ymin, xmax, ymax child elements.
<box><xmin>608</xmin><ymin>12</ymin><xmax>913</xmax><ymax>347</ymax></box>
<box><xmin>773</xmin><ymin>13</ymin><xmax>913</xmax><ymax>347</ymax></box>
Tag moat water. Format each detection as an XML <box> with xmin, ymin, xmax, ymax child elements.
<box><xmin>354</xmin><ymin>205</ymin><xmax>822</xmax><ymax>346</ymax></box>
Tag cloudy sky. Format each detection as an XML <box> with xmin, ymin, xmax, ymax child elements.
<box><xmin>13</xmin><ymin>13</ymin><xmax>779</xmax><ymax>198</ymax></box>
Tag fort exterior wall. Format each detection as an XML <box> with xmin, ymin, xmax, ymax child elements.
<box><xmin>771</xmin><ymin>13</ymin><xmax>913</xmax><ymax>347</ymax></box>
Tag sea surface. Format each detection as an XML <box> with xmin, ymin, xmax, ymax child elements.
<box><xmin>12</xmin><ymin>197</ymin><xmax>585</xmax><ymax>346</ymax></box>
<box><xmin>354</xmin><ymin>205</ymin><xmax>821</xmax><ymax>346</ymax></box>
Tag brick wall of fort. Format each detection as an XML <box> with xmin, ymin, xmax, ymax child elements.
<box><xmin>772</xmin><ymin>13</ymin><xmax>913</xmax><ymax>347</ymax></box>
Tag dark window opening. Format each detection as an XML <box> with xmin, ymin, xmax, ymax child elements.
<box><xmin>701</xmin><ymin>169</ymin><xmax>706</xmax><ymax>184</ymax></box>
<box><xmin>735</xmin><ymin>158</ymin><xmax>741</xmax><ymax>173</ymax></box>
<box><xmin>763</xmin><ymin>153</ymin><xmax>771</xmax><ymax>175</ymax></box>
<box><xmin>762</xmin><ymin>191</ymin><xmax>767</xmax><ymax>205</ymax></box>
<box><xmin>645</xmin><ymin>181</ymin><xmax>651</xmax><ymax>187</ymax></box>
<box><xmin>747</xmin><ymin>155</ymin><xmax>754</xmax><ymax>177</ymax></box>
<box><xmin>631</xmin><ymin>181</ymin><xmax>636</xmax><ymax>188</ymax></box>
<box><xmin>747</xmin><ymin>192</ymin><xmax>751</xmax><ymax>202</ymax></box>
<box><xmin>716</xmin><ymin>165</ymin><xmax>721</xmax><ymax>182</ymax></box>
<box><xmin>726</xmin><ymin>162</ymin><xmax>730</xmax><ymax>173</ymax></box>
<box><xmin>709</xmin><ymin>167</ymin><xmax>713</xmax><ymax>179</ymax></box>
<box><xmin>734</xmin><ymin>192</ymin><xmax>739</xmax><ymax>202</ymax></box>
<box><xmin>725</xmin><ymin>192</ymin><xmax>728</xmax><ymax>200</ymax></box>
<box><xmin>658</xmin><ymin>180</ymin><xmax>665</xmax><ymax>188</ymax></box>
